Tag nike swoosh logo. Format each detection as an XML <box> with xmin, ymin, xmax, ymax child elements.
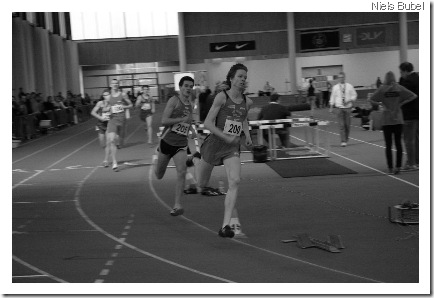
<box><xmin>235</xmin><ymin>43</ymin><xmax>248</xmax><ymax>49</ymax></box>
<box><xmin>215</xmin><ymin>44</ymin><xmax>228</xmax><ymax>50</ymax></box>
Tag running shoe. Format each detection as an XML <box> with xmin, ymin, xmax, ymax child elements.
<box><xmin>401</xmin><ymin>165</ymin><xmax>418</xmax><ymax>172</ymax></box>
<box><xmin>201</xmin><ymin>187</ymin><xmax>220</xmax><ymax>196</ymax></box>
<box><xmin>218</xmin><ymin>225</ymin><xmax>235</xmax><ymax>238</ymax></box>
<box><xmin>184</xmin><ymin>187</ymin><xmax>198</xmax><ymax>194</ymax></box>
<box><xmin>170</xmin><ymin>207</ymin><xmax>184</xmax><ymax>216</ymax></box>
<box><xmin>231</xmin><ymin>224</ymin><xmax>247</xmax><ymax>239</ymax></box>
<box><xmin>102</xmin><ymin>161</ymin><xmax>109</xmax><ymax>168</ymax></box>
<box><xmin>112</xmin><ymin>163</ymin><xmax>118</xmax><ymax>171</ymax></box>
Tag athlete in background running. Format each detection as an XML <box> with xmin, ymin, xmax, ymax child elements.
<box><xmin>91</xmin><ymin>89</ymin><xmax>112</xmax><ymax>167</ymax></box>
<box><xmin>107</xmin><ymin>79</ymin><xmax>133</xmax><ymax>171</ymax></box>
<box><xmin>135</xmin><ymin>85</ymin><xmax>155</xmax><ymax>145</ymax></box>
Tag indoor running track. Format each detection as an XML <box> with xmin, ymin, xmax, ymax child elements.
<box><xmin>11</xmin><ymin>107</ymin><xmax>422</xmax><ymax>293</ymax></box>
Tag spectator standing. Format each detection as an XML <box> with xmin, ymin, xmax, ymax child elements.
<box><xmin>376</xmin><ymin>77</ymin><xmax>382</xmax><ymax>88</ymax></box>
<box><xmin>329</xmin><ymin>72</ymin><xmax>357</xmax><ymax>147</ymax></box>
<box><xmin>370</xmin><ymin>71</ymin><xmax>416</xmax><ymax>175</ymax></box>
<box><xmin>257</xmin><ymin>93</ymin><xmax>291</xmax><ymax>148</ymax></box>
<box><xmin>263</xmin><ymin>81</ymin><xmax>273</xmax><ymax>96</ymax></box>
<box><xmin>398</xmin><ymin>62</ymin><xmax>419</xmax><ymax>171</ymax></box>
<box><xmin>307</xmin><ymin>79</ymin><xmax>316</xmax><ymax>117</ymax></box>
<box><xmin>198</xmin><ymin>87</ymin><xmax>212</xmax><ymax>122</ymax></box>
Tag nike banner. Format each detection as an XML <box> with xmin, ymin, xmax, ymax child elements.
<box><xmin>210</xmin><ymin>41</ymin><xmax>255</xmax><ymax>52</ymax></box>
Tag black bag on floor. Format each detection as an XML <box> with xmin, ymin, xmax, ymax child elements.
<box><xmin>252</xmin><ymin>145</ymin><xmax>268</xmax><ymax>163</ymax></box>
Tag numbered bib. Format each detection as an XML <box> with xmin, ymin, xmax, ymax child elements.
<box><xmin>111</xmin><ymin>104</ymin><xmax>124</xmax><ymax>114</ymax></box>
<box><xmin>101</xmin><ymin>112</ymin><xmax>111</xmax><ymax>121</ymax></box>
<box><xmin>223</xmin><ymin>119</ymin><xmax>242</xmax><ymax>136</ymax></box>
<box><xmin>171</xmin><ymin>122</ymin><xmax>190</xmax><ymax>136</ymax></box>
<box><xmin>141</xmin><ymin>103</ymin><xmax>151</xmax><ymax>110</ymax></box>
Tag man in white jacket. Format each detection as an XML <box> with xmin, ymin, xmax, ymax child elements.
<box><xmin>329</xmin><ymin>72</ymin><xmax>357</xmax><ymax>147</ymax></box>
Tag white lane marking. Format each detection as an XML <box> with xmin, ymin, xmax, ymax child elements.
<box><xmin>12</xmin><ymin>255</ymin><xmax>67</xmax><ymax>283</ymax></box>
<box><xmin>12</xmin><ymin>274</ymin><xmax>47</xmax><ymax>278</ymax></box>
<box><xmin>111</xmin><ymin>253</ymin><xmax>118</xmax><ymax>258</ymax></box>
<box><xmin>293</xmin><ymin>134</ymin><xmax>418</xmax><ymax>189</ymax></box>
<box><xmin>14</xmin><ymin>121</ymin><xmax>235</xmax><ymax>283</ymax></box>
<box><xmin>148</xmin><ymin>165</ymin><xmax>383</xmax><ymax>283</ymax></box>
<box><xmin>105</xmin><ymin>260</ymin><xmax>114</xmax><ymax>266</ymax></box>
<box><xmin>12</xmin><ymin>126</ymin><xmax>95</xmax><ymax>164</ymax></box>
<box><xmin>288</xmin><ymin>133</ymin><xmax>418</xmax><ymax>188</ymax></box>
<box><xmin>12</xmin><ymin>139</ymin><xmax>97</xmax><ymax>190</ymax></box>
<box><xmin>13</xmin><ymin>200</ymin><xmax>76</xmax><ymax>204</ymax></box>
<box><xmin>328</xmin><ymin>150</ymin><xmax>419</xmax><ymax>188</ymax></box>
<box><xmin>74</xmin><ymin>166</ymin><xmax>235</xmax><ymax>283</ymax></box>
<box><xmin>99</xmin><ymin>269</ymin><xmax>110</xmax><ymax>276</ymax></box>
<box><xmin>114</xmin><ymin>245</ymin><xmax>122</xmax><ymax>250</ymax></box>
<box><xmin>94</xmin><ymin>279</ymin><xmax>104</xmax><ymax>283</ymax></box>
<box><xmin>121</xmin><ymin>231</ymin><xmax>128</xmax><ymax>236</ymax></box>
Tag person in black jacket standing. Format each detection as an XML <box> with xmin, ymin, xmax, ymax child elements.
<box><xmin>398</xmin><ymin>62</ymin><xmax>419</xmax><ymax>171</ymax></box>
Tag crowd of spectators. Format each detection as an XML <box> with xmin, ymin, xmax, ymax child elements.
<box><xmin>12</xmin><ymin>88</ymin><xmax>94</xmax><ymax>139</ymax></box>
<box><xmin>13</xmin><ymin>89</ymin><xmax>92</xmax><ymax>117</ymax></box>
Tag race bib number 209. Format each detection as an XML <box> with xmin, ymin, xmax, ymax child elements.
<box><xmin>223</xmin><ymin>119</ymin><xmax>242</xmax><ymax>136</ymax></box>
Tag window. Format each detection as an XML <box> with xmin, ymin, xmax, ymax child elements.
<box><xmin>70</xmin><ymin>12</ymin><xmax>178</xmax><ymax>40</ymax></box>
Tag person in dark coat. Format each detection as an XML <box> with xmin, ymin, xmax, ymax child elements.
<box><xmin>398</xmin><ymin>62</ymin><xmax>419</xmax><ymax>171</ymax></box>
<box><xmin>257</xmin><ymin>93</ymin><xmax>291</xmax><ymax>148</ymax></box>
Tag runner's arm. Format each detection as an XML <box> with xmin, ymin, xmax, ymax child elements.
<box><xmin>90</xmin><ymin>102</ymin><xmax>105</xmax><ymax>121</ymax></box>
<box><xmin>134</xmin><ymin>95</ymin><xmax>143</xmax><ymax>108</ymax></box>
<box><xmin>243</xmin><ymin>97</ymin><xmax>253</xmax><ymax>142</ymax></box>
<box><xmin>161</xmin><ymin>96</ymin><xmax>190</xmax><ymax>126</ymax></box>
<box><xmin>204</xmin><ymin>92</ymin><xmax>234</xmax><ymax>143</ymax></box>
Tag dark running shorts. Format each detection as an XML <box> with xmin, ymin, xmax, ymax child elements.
<box><xmin>140</xmin><ymin>109</ymin><xmax>152</xmax><ymax>121</ymax></box>
<box><xmin>159</xmin><ymin>139</ymin><xmax>188</xmax><ymax>159</ymax></box>
<box><xmin>96</xmin><ymin>121</ymin><xmax>108</xmax><ymax>134</ymax></box>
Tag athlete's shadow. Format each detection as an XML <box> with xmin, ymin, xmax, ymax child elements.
<box><xmin>116</xmin><ymin>158</ymin><xmax>153</xmax><ymax>172</ymax></box>
<box><xmin>120</xmin><ymin>141</ymin><xmax>145</xmax><ymax>149</ymax></box>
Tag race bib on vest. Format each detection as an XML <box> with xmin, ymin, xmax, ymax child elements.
<box><xmin>223</xmin><ymin>119</ymin><xmax>242</xmax><ymax>136</ymax></box>
<box><xmin>141</xmin><ymin>103</ymin><xmax>151</xmax><ymax>110</ymax></box>
<box><xmin>171</xmin><ymin>122</ymin><xmax>190</xmax><ymax>136</ymax></box>
<box><xmin>102</xmin><ymin>112</ymin><xmax>111</xmax><ymax>121</ymax></box>
<box><xmin>111</xmin><ymin>104</ymin><xmax>124</xmax><ymax>114</ymax></box>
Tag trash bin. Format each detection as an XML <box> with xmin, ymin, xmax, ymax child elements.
<box><xmin>252</xmin><ymin>145</ymin><xmax>268</xmax><ymax>163</ymax></box>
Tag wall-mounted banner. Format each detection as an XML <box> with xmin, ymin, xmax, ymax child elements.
<box><xmin>300</xmin><ymin>30</ymin><xmax>340</xmax><ymax>52</ymax></box>
<box><xmin>210</xmin><ymin>41</ymin><xmax>255</xmax><ymax>52</ymax></box>
<box><xmin>356</xmin><ymin>26</ymin><xmax>386</xmax><ymax>45</ymax></box>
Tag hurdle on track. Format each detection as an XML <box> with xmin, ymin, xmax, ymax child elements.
<box><xmin>157</xmin><ymin>117</ymin><xmax>330</xmax><ymax>163</ymax></box>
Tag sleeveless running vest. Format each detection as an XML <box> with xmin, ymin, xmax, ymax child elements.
<box><xmin>214</xmin><ymin>90</ymin><xmax>247</xmax><ymax>137</ymax></box>
<box><xmin>109</xmin><ymin>92</ymin><xmax>127</xmax><ymax>120</ymax></box>
<box><xmin>161</xmin><ymin>96</ymin><xmax>193</xmax><ymax>146</ymax></box>
<box><xmin>139</xmin><ymin>94</ymin><xmax>152</xmax><ymax>110</ymax></box>
<box><xmin>98</xmin><ymin>100</ymin><xmax>111</xmax><ymax>122</ymax></box>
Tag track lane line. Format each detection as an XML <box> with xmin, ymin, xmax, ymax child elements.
<box><xmin>13</xmin><ymin>126</ymin><xmax>95</xmax><ymax>164</ymax></box>
<box><xmin>147</xmin><ymin>163</ymin><xmax>383</xmax><ymax>283</ymax></box>
<box><xmin>12</xmin><ymin>255</ymin><xmax>67</xmax><ymax>283</ymax></box>
<box><xmin>74</xmin><ymin>165</ymin><xmax>235</xmax><ymax>283</ymax></box>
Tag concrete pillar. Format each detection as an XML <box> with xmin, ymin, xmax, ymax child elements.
<box><xmin>399</xmin><ymin>12</ymin><xmax>408</xmax><ymax>63</ymax></box>
<box><xmin>177</xmin><ymin>12</ymin><xmax>187</xmax><ymax>72</ymax></box>
<box><xmin>287</xmin><ymin>12</ymin><xmax>297</xmax><ymax>94</ymax></box>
